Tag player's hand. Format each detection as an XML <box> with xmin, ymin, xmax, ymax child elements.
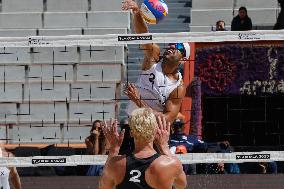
<box><xmin>122</xmin><ymin>0</ymin><xmax>139</xmax><ymax>14</ymax></box>
<box><xmin>154</xmin><ymin>116</ymin><xmax>171</xmax><ymax>151</ymax></box>
<box><xmin>102</xmin><ymin>119</ymin><xmax>125</xmax><ymax>152</ymax></box>
<box><xmin>124</xmin><ymin>83</ymin><xmax>140</xmax><ymax>103</ymax></box>
<box><xmin>92</xmin><ymin>129</ymin><xmax>100</xmax><ymax>136</ymax></box>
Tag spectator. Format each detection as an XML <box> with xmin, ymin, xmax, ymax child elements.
<box><xmin>169</xmin><ymin>119</ymin><xmax>206</xmax><ymax>153</ymax></box>
<box><xmin>217</xmin><ymin>144</ymin><xmax>240</xmax><ymax>174</ymax></box>
<box><xmin>118</xmin><ymin>118</ymin><xmax>134</xmax><ymax>155</ymax></box>
<box><xmin>85</xmin><ymin>120</ymin><xmax>108</xmax><ymax>176</ymax></box>
<box><xmin>274</xmin><ymin>0</ymin><xmax>284</xmax><ymax>29</ymax></box>
<box><xmin>85</xmin><ymin>120</ymin><xmax>105</xmax><ymax>155</ymax></box>
<box><xmin>169</xmin><ymin>119</ymin><xmax>198</xmax><ymax>175</ymax></box>
<box><xmin>231</xmin><ymin>7</ymin><xmax>252</xmax><ymax>31</ymax></box>
<box><xmin>266</xmin><ymin>162</ymin><xmax>278</xmax><ymax>173</ymax></box>
<box><xmin>239</xmin><ymin>161</ymin><xmax>277</xmax><ymax>174</ymax></box>
<box><xmin>258</xmin><ymin>162</ymin><xmax>278</xmax><ymax>174</ymax></box>
<box><xmin>216</xmin><ymin>20</ymin><xmax>226</xmax><ymax>31</ymax></box>
<box><xmin>169</xmin><ymin>119</ymin><xmax>194</xmax><ymax>153</ymax></box>
<box><xmin>175</xmin><ymin>145</ymin><xmax>187</xmax><ymax>154</ymax></box>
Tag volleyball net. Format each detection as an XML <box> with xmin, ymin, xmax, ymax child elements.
<box><xmin>0</xmin><ymin>30</ymin><xmax>284</xmax><ymax>169</ymax></box>
<box><xmin>1</xmin><ymin>152</ymin><xmax>284</xmax><ymax>167</ymax></box>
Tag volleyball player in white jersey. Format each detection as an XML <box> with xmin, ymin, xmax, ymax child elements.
<box><xmin>122</xmin><ymin>0</ymin><xmax>189</xmax><ymax>123</ymax></box>
<box><xmin>0</xmin><ymin>146</ymin><xmax>21</xmax><ymax>189</ymax></box>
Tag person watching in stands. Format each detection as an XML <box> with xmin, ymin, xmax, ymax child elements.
<box><xmin>85</xmin><ymin>120</ymin><xmax>109</xmax><ymax>176</ymax></box>
<box><xmin>216</xmin><ymin>20</ymin><xmax>226</xmax><ymax>31</ymax></box>
<box><xmin>231</xmin><ymin>7</ymin><xmax>252</xmax><ymax>31</ymax></box>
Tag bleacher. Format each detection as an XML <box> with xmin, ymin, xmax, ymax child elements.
<box><xmin>0</xmin><ymin>0</ymin><xmax>130</xmax><ymax>145</ymax></box>
<box><xmin>190</xmin><ymin>0</ymin><xmax>279</xmax><ymax>32</ymax></box>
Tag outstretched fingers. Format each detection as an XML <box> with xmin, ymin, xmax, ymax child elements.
<box><xmin>162</xmin><ymin>116</ymin><xmax>167</xmax><ymax>131</ymax></box>
<box><xmin>102</xmin><ymin>120</ymin><xmax>110</xmax><ymax>139</ymax></box>
<box><xmin>166</xmin><ymin>121</ymin><xmax>171</xmax><ymax>135</ymax></box>
<box><xmin>119</xmin><ymin>129</ymin><xmax>125</xmax><ymax>144</ymax></box>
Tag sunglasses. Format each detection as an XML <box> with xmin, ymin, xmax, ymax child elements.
<box><xmin>168</xmin><ymin>43</ymin><xmax>186</xmax><ymax>57</ymax></box>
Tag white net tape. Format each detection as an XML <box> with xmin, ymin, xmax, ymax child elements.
<box><xmin>0</xmin><ymin>151</ymin><xmax>283</xmax><ymax>167</ymax></box>
<box><xmin>0</xmin><ymin>30</ymin><xmax>283</xmax><ymax>47</ymax></box>
<box><xmin>0</xmin><ymin>31</ymin><xmax>283</xmax><ymax>167</ymax></box>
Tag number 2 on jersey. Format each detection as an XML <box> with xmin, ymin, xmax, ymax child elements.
<box><xmin>129</xmin><ymin>170</ymin><xmax>141</xmax><ymax>183</ymax></box>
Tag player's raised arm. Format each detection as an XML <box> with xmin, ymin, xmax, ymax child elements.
<box><xmin>122</xmin><ymin>0</ymin><xmax>160</xmax><ymax>71</ymax></box>
<box><xmin>122</xmin><ymin>0</ymin><xmax>148</xmax><ymax>34</ymax></box>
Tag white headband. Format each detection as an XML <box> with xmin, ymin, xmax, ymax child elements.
<box><xmin>182</xmin><ymin>42</ymin><xmax>190</xmax><ymax>59</ymax></box>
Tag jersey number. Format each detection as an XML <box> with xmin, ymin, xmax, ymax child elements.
<box><xmin>129</xmin><ymin>170</ymin><xmax>141</xmax><ymax>183</ymax></box>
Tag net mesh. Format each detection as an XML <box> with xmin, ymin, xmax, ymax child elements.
<box><xmin>0</xmin><ymin>31</ymin><xmax>283</xmax><ymax>169</ymax></box>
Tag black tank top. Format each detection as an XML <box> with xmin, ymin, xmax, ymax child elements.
<box><xmin>116</xmin><ymin>153</ymin><xmax>160</xmax><ymax>189</ymax></box>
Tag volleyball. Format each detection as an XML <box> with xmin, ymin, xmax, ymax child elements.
<box><xmin>140</xmin><ymin>0</ymin><xmax>168</xmax><ymax>24</ymax></box>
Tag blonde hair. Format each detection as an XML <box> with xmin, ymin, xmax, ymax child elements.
<box><xmin>129</xmin><ymin>108</ymin><xmax>157</xmax><ymax>143</ymax></box>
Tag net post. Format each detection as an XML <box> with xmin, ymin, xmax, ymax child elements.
<box><xmin>182</xmin><ymin>42</ymin><xmax>195</xmax><ymax>135</ymax></box>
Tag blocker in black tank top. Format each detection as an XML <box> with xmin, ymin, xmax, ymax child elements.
<box><xmin>116</xmin><ymin>153</ymin><xmax>160</xmax><ymax>189</ymax></box>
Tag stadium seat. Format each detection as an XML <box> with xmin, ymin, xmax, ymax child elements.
<box><xmin>0</xmin><ymin>103</ymin><xmax>17</xmax><ymax>124</ymax></box>
<box><xmin>10</xmin><ymin>125</ymin><xmax>61</xmax><ymax>143</ymax></box>
<box><xmin>0</xmin><ymin>13</ymin><xmax>42</xmax><ymax>29</ymax></box>
<box><xmin>68</xmin><ymin>102</ymin><xmax>116</xmax><ymax>124</ymax></box>
<box><xmin>0</xmin><ymin>66</ymin><xmax>25</xmax><ymax>83</ymax></box>
<box><xmin>87</xmin><ymin>11</ymin><xmax>130</xmax><ymax>28</ymax></box>
<box><xmin>0</xmin><ymin>0</ymin><xmax>127</xmax><ymax>144</ymax></box>
<box><xmin>70</xmin><ymin>83</ymin><xmax>116</xmax><ymax>101</ymax></box>
<box><xmin>31</xmin><ymin>47</ymin><xmax>78</xmax><ymax>64</ymax></box>
<box><xmin>62</xmin><ymin>125</ymin><xmax>90</xmax><ymax>143</ymax></box>
<box><xmin>91</xmin><ymin>0</ymin><xmax>121</xmax><ymax>11</ymax></box>
<box><xmin>2</xmin><ymin>0</ymin><xmax>43</xmax><ymax>12</ymax></box>
<box><xmin>28</xmin><ymin>65</ymin><xmax>74</xmax><ymax>82</ymax></box>
<box><xmin>0</xmin><ymin>47</ymin><xmax>31</xmax><ymax>64</ymax></box>
<box><xmin>190</xmin><ymin>9</ymin><xmax>233</xmax><ymax>26</ymax></box>
<box><xmin>0</xmin><ymin>84</ymin><xmax>22</xmax><ymax>102</ymax></box>
<box><xmin>192</xmin><ymin>0</ymin><xmax>234</xmax><ymax>9</ymax></box>
<box><xmin>23</xmin><ymin>83</ymin><xmax>70</xmax><ymax>102</ymax></box>
<box><xmin>80</xmin><ymin>46</ymin><xmax>125</xmax><ymax>64</ymax></box>
<box><xmin>76</xmin><ymin>64</ymin><xmax>122</xmax><ymax>82</ymax></box>
<box><xmin>235</xmin><ymin>0</ymin><xmax>278</xmax><ymax>8</ymax></box>
<box><xmin>189</xmin><ymin>26</ymin><xmax>213</xmax><ymax>32</ymax></box>
<box><xmin>43</xmin><ymin>12</ymin><xmax>87</xmax><ymax>28</ymax></box>
<box><xmin>0</xmin><ymin>29</ymin><xmax>36</xmax><ymax>37</ymax></box>
<box><xmin>38</xmin><ymin>28</ymin><xmax>82</xmax><ymax>36</ymax></box>
<box><xmin>18</xmin><ymin>103</ymin><xmax>67</xmax><ymax>123</ymax></box>
<box><xmin>83</xmin><ymin>28</ymin><xmax>128</xmax><ymax>35</ymax></box>
<box><xmin>46</xmin><ymin>0</ymin><xmax>88</xmax><ymax>12</ymax></box>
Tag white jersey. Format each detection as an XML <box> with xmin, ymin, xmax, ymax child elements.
<box><xmin>0</xmin><ymin>167</ymin><xmax>10</xmax><ymax>189</ymax></box>
<box><xmin>0</xmin><ymin>148</ymin><xmax>10</xmax><ymax>189</ymax></box>
<box><xmin>127</xmin><ymin>62</ymin><xmax>182</xmax><ymax>115</ymax></box>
